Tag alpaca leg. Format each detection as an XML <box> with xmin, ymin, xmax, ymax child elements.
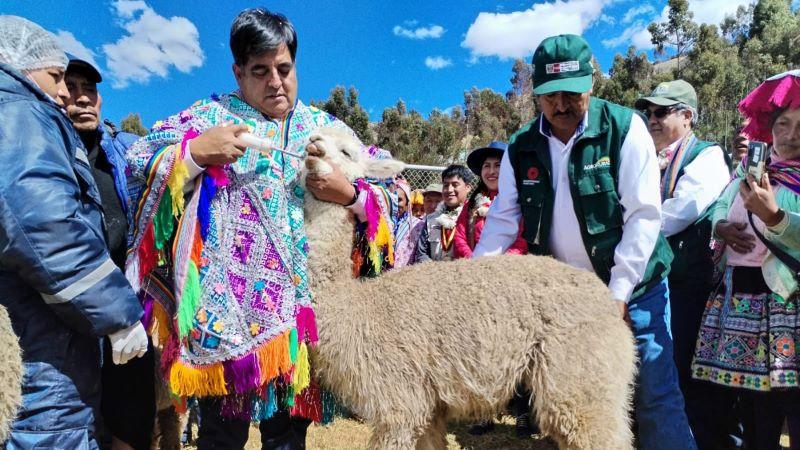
<box><xmin>156</xmin><ymin>406</ymin><xmax>182</xmax><ymax>450</ymax></box>
<box><xmin>530</xmin><ymin>321</ymin><xmax>635</xmax><ymax>450</ymax></box>
<box><xmin>368</xmin><ymin>421</ymin><xmax>427</xmax><ymax>450</ymax></box>
<box><xmin>415</xmin><ymin>406</ymin><xmax>448</xmax><ymax>450</ymax></box>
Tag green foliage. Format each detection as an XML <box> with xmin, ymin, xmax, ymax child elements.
<box><xmin>120</xmin><ymin>113</ymin><xmax>148</xmax><ymax>136</ymax></box>
<box><xmin>309</xmin><ymin>0</ymin><xmax>800</xmax><ymax>163</ymax></box>
<box><xmin>311</xmin><ymin>86</ymin><xmax>375</xmax><ymax>144</ymax></box>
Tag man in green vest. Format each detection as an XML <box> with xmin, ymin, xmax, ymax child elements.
<box><xmin>474</xmin><ymin>34</ymin><xmax>695</xmax><ymax>449</ymax></box>
<box><xmin>635</xmin><ymin>81</ymin><xmax>731</xmax><ymax>450</ymax></box>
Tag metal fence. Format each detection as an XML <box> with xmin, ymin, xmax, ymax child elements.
<box><xmin>401</xmin><ymin>164</ymin><xmax>445</xmax><ymax>190</ymax></box>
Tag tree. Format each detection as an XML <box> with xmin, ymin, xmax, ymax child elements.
<box><xmin>311</xmin><ymin>86</ymin><xmax>375</xmax><ymax>144</ymax></box>
<box><xmin>648</xmin><ymin>0</ymin><xmax>699</xmax><ymax>76</ymax></box>
<box><xmin>120</xmin><ymin>113</ymin><xmax>148</xmax><ymax>136</ymax></box>
<box><xmin>594</xmin><ymin>46</ymin><xmax>658</xmax><ymax>107</ymax></box>
<box><xmin>506</xmin><ymin>59</ymin><xmax>536</xmax><ymax>125</ymax></box>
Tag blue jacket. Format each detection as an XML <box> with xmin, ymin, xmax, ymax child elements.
<box><xmin>0</xmin><ymin>63</ymin><xmax>142</xmax><ymax>446</ymax></box>
<box><xmin>97</xmin><ymin>121</ymin><xmax>144</xmax><ymax>246</ymax></box>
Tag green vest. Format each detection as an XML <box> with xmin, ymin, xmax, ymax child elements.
<box><xmin>663</xmin><ymin>138</ymin><xmax>730</xmax><ymax>282</ymax></box>
<box><xmin>508</xmin><ymin>97</ymin><xmax>673</xmax><ymax>299</ymax></box>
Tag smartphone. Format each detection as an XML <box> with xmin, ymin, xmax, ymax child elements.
<box><xmin>747</xmin><ymin>141</ymin><xmax>767</xmax><ymax>182</ymax></box>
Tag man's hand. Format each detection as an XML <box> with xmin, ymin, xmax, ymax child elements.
<box><xmin>740</xmin><ymin>173</ymin><xmax>784</xmax><ymax>227</ymax></box>
<box><xmin>108</xmin><ymin>321</ymin><xmax>148</xmax><ymax>365</ymax></box>
<box><xmin>716</xmin><ymin>220</ymin><xmax>756</xmax><ymax>253</ymax></box>
<box><xmin>305</xmin><ymin>156</ymin><xmax>357</xmax><ymax>205</ymax></box>
<box><xmin>189</xmin><ymin>122</ymin><xmax>250</xmax><ymax>166</ymax></box>
<box><xmin>615</xmin><ymin>300</ymin><xmax>631</xmax><ymax>328</ymax></box>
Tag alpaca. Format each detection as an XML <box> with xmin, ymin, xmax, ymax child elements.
<box><xmin>302</xmin><ymin>128</ymin><xmax>637</xmax><ymax>450</ymax></box>
<box><xmin>0</xmin><ymin>305</ymin><xmax>22</xmax><ymax>444</ymax></box>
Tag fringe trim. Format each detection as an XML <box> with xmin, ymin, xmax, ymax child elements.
<box><xmin>169</xmin><ymin>360</ymin><xmax>228</xmax><ymax>397</ymax></box>
<box><xmin>177</xmin><ymin>260</ymin><xmax>201</xmax><ymax>337</ymax></box>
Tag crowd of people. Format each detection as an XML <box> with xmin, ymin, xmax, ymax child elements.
<box><xmin>0</xmin><ymin>6</ymin><xmax>800</xmax><ymax>450</ymax></box>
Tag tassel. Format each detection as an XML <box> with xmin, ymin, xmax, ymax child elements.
<box><xmin>255</xmin><ymin>331</ymin><xmax>292</xmax><ymax>383</ymax></box>
<box><xmin>289</xmin><ymin>328</ymin><xmax>298</xmax><ymax>364</ymax></box>
<box><xmin>295</xmin><ymin>307</ymin><xmax>318</xmax><ymax>344</ymax></box>
<box><xmin>167</xmin><ymin>159</ymin><xmax>190</xmax><ymax>217</ymax></box>
<box><xmin>153</xmin><ymin>189</ymin><xmax>174</xmax><ymax>250</ymax></box>
<box><xmin>223</xmin><ymin>352</ymin><xmax>262</xmax><ymax>394</ymax></box>
<box><xmin>160</xmin><ymin>333</ymin><xmax>181</xmax><ymax>379</ymax></box>
<box><xmin>197</xmin><ymin>174</ymin><xmax>217</xmax><ymax>241</ymax></box>
<box><xmin>206</xmin><ymin>165</ymin><xmax>230</xmax><ymax>187</ymax></box>
<box><xmin>292</xmin><ymin>342</ymin><xmax>310</xmax><ymax>393</ymax></box>
<box><xmin>177</xmin><ymin>261</ymin><xmax>201</xmax><ymax>337</ymax></box>
<box><xmin>137</xmin><ymin>225</ymin><xmax>158</xmax><ymax>281</ymax></box>
<box><xmin>190</xmin><ymin>226</ymin><xmax>203</xmax><ymax>266</ymax></box>
<box><xmin>169</xmin><ymin>361</ymin><xmax>228</xmax><ymax>397</ymax></box>
<box><xmin>150</xmin><ymin>302</ymin><xmax>172</xmax><ymax>348</ymax></box>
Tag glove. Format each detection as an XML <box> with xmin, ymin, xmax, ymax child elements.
<box><xmin>108</xmin><ymin>321</ymin><xmax>148</xmax><ymax>365</ymax></box>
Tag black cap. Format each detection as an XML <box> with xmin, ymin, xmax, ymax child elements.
<box><xmin>66</xmin><ymin>53</ymin><xmax>102</xmax><ymax>83</ymax></box>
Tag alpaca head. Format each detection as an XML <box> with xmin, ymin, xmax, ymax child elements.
<box><xmin>301</xmin><ymin>127</ymin><xmax>406</xmax><ymax>185</ymax></box>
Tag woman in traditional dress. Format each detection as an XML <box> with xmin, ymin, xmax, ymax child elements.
<box><xmin>393</xmin><ymin>180</ymin><xmax>423</xmax><ymax>268</ymax></box>
<box><xmin>692</xmin><ymin>70</ymin><xmax>800</xmax><ymax>450</ymax></box>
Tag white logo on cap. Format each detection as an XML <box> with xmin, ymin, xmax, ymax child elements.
<box><xmin>545</xmin><ymin>60</ymin><xmax>580</xmax><ymax>74</ymax></box>
<box><xmin>653</xmin><ymin>84</ymin><xmax>668</xmax><ymax>95</ymax></box>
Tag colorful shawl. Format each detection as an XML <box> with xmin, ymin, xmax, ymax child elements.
<box><xmin>125</xmin><ymin>94</ymin><xmax>350</xmax><ymax>421</ymax></box>
<box><xmin>351</xmin><ymin>179</ymin><xmax>397</xmax><ymax>277</ymax></box>
<box><xmin>660</xmin><ymin>132</ymin><xmax>697</xmax><ymax>200</ymax></box>
<box><xmin>393</xmin><ymin>179</ymin><xmax>422</xmax><ymax>268</ymax></box>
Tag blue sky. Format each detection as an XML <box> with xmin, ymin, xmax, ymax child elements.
<box><xmin>5</xmin><ymin>0</ymin><xmax>763</xmax><ymax>127</ymax></box>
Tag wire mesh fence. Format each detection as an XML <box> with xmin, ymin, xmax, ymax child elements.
<box><xmin>401</xmin><ymin>164</ymin><xmax>445</xmax><ymax>190</ymax></box>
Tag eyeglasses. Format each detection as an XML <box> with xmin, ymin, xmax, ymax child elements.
<box><xmin>643</xmin><ymin>106</ymin><xmax>679</xmax><ymax>119</ymax></box>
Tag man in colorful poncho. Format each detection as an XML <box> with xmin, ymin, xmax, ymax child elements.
<box><xmin>125</xmin><ymin>9</ymin><xmax>393</xmax><ymax>449</ymax></box>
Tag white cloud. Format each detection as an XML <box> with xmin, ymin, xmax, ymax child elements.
<box><xmin>621</xmin><ymin>5</ymin><xmax>655</xmax><ymax>24</ymax></box>
<box><xmin>461</xmin><ymin>0</ymin><xmax>611</xmax><ymax>61</ymax></box>
<box><xmin>424</xmin><ymin>56</ymin><xmax>453</xmax><ymax>70</ymax></box>
<box><xmin>689</xmin><ymin>0</ymin><xmax>755</xmax><ymax>27</ymax></box>
<box><xmin>393</xmin><ymin>24</ymin><xmax>445</xmax><ymax>40</ymax></box>
<box><xmin>55</xmin><ymin>30</ymin><xmax>99</xmax><ymax>68</ymax></box>
<box><xmin>102</xmin><ymin>0</ymin><xmax>204</xmax><ymax>88</ymax></box>
<box><xmin>599</xmin><ymin>13</ymin><xmax>616</xmax><ymax>25</ymax></box>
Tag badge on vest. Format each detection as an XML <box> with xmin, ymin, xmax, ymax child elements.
<box><xmin>522</xmin><ymin>167</ymin><xmax>541</xmax><ymax>186</ymax></box>
<box><xmin>583</xmin><ymin>156</ymin><xmax>611</xmax><ymax>172</ymax></box>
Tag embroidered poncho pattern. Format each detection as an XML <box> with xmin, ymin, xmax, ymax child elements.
<box><xmin>126</xmin><ymin>94</ymin><xmax>347</xmax><ymax>422</ymax></box>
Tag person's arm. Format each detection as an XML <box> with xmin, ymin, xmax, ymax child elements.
<box><xmin>453</xmin><ymin>205</ymin><xmax>472</xmax><ymax>259</ymax></box>
<box><xmin>507</xmin><ymin>220</ymin><xmax>529</xmax><ymax>255</ymax></box>
<box><xmin>608</xmin><ymin>114</ymin><xmax>663</xmax><ymax>303</ymax></box>
<box><xmin>415</xmin><ymin>220</ymin><xmax>432</xmax><ymax>264</ymax></box>
<box><xmin>0</xmin><ymin>106</ymin><xmax>142</xmax><ymax>336</ymax></box>
<box><xmin>661</xmin><ymin>146</ymin><xmax>730</xmax><ymax>237</ymax></box>
<box><xmin>766</xmin><ymin>211</ymin><xmax>800</xmax><ymax>250</ymax></box>
<box><xmin>473</xmin><ymin>151</ymin><xmax>523</xmax><ymax>257</ymax></box>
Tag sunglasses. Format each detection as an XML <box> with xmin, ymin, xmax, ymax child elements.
<box><xmin>643</xmin><ymin>106</ymin><xmax>679</xmax><ymax>119</ymax></box>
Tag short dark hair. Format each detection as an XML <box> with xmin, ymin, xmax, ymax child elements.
<box><xmin>230</xmin><ymin>8</ymin><xmax>297</xmax><ymax>67</ymax></box>
<box><xmin>441</xmin><ymin>164</ymin><xmax>474</xmax><ymax>185</ymax></box>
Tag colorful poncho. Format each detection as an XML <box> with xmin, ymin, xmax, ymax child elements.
<box><xmin>126</xmin><ymin>94</ymin><xmax>350</xmax><ymax>421</ymax></box>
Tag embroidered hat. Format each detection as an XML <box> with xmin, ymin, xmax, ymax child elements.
<box><xmin>466</xmin><ymin>140</ymin><xmax>507</xmax><ymax>175</ymax></box>
<box><xmin>532</xmin><ymin>34</ymin><xmax>594</xmax><ymax>95</ymax></box>
<box><xmin>67</xmin><ymin>53</ymin><xmax>102</xmax><ymax>83</ymax></box>
<box><xmin>634</xmin><ymin>79</ymin><xmax>697</xmax><ymax>110</ymax></box>
<box><xmin>738</xmin><ymin>70</ymin><xmax>800</xmax><ymax>143</ymax></box>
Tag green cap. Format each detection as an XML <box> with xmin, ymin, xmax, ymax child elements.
<box><xmin>635</xmin><ymin>80</ymin><xmax>697</xmax><ymax>110</ymax></box>
<box><xmin>532</xmin><ymin>34</ymin><xmax>594</xmax><ymax>95</ymax></box>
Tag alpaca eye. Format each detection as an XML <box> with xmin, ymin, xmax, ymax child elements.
<box><xmin>341</xmin><ymin>150</ymin><xmax>351</xmax><ymax>158</ymax></box>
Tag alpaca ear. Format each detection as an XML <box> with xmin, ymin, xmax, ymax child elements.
<box><xmin>363</xmin><ymin>159</ymin><xmax>406</xmax><ymax>179</ymax></box>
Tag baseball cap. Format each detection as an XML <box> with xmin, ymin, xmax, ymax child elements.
<box><xmin>422</xmin><ymin>183</ymin><xmax>443</xmax><ymax>195</ymax></box>
<box><xmin>635</xmin><ymin>80</ymin><xmax>697</xmax><ymax>110</ymax></box>
<box><xmin>532</xmin><ymin>34</ymin><xmax>594</xmax><ymax>95</ymax></box>
<box><xmin>66</xmin><ymin>53</ymin><xmax>102</xmax><ymax>83</ymax></box>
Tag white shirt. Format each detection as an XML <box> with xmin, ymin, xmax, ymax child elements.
<box><xmin>660</xmin><ymin>138</ymin><xmax>730</xmax><ymax>237</ymax></box>
<box><xmin>474</xmin><ymin>112</ymin><xmax>662</xmax><ymax>303</ymax></box>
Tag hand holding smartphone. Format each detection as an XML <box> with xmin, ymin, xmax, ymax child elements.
<box><xmin>747</xmin><ymin>141</ymin><xmax>768</xmax><ymax>185</ymax></box>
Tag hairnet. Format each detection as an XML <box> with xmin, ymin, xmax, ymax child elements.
<box><xmin>0</xmin><ymin>16</ymin><xmax>67</xmax><ymax>72</ymax></box>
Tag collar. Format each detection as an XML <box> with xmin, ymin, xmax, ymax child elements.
<box><xmin>663</xmin><ymin>132</ymin><xmax>691</xmax><ymax>154</ymax></box>
<box><xmin>231</xmin><ymin>91</ymin><xmax>300</xmax><ymax>123</ymax></box>
<box><xmin>539</xmin><ymin>111</ymin><xmax>588</xmax><ymax>140</ymax></box>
